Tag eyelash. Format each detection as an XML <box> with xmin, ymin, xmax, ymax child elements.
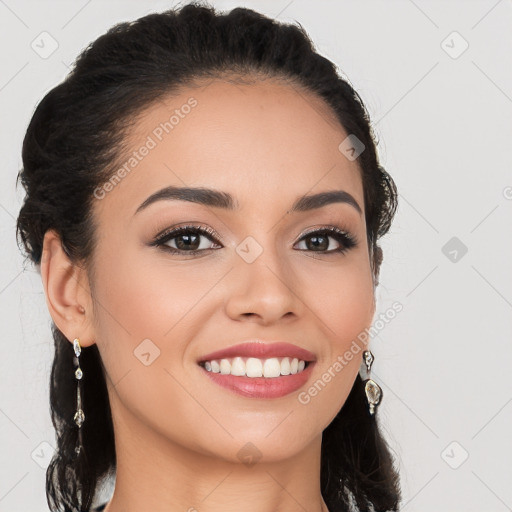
<box><xmin>150</xmin><ymin>223</ymin><xmax>358</xmax><ymax>258</ymax></box>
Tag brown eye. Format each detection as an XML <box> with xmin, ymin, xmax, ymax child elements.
<box><xmin>151</xmin><ymin>225</ymin><xmax>221</xmax><ymax>256</ymax></box>
<box><xmin>295</xmin><ymin>227</ymin><xmax>357</xmax><ymax>255</ymax></box>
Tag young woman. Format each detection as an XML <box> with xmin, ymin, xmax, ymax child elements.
<box><xmin>16</xmin><ymin>2</ymin><xmax>401</xmax><ymax>511</ymax></box>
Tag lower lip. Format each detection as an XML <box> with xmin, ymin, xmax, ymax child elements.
<box><xmin>198</xmin><ymin>362</ymin><xmax>316</xmax><ymax>399</ymax></box>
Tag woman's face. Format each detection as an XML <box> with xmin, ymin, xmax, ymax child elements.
<box><xmin>86</xmin><ymin>78</ymin><xmax>375</xmax><ymax>462</ymax></box>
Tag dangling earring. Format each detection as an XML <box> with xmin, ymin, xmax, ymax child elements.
<box><xmin>362</xmin><ymin>350</ymin><xmax>382</xmax><ymax>416</ymax></box>
<box><xmin>73</xmin><ymin>338</ymin><xmax>85</xmax><ymax>456</ymax></box>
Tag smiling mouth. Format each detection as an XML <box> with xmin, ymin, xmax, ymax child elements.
<box><xmin>198</xmin><ymin>356</ymin><xmax>312</xmax><ymax>378</ymax></box>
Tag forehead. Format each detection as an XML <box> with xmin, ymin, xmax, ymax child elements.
<box><xmin>96</xmin><ymin>78</ymin><xmax>364</xmax><ymax>219</ymax></box>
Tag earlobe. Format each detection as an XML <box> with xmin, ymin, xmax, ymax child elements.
<box><xmin>40</xmin><ymin>230</ymin><xmax>96</xmax><ymax>347</ymax></box>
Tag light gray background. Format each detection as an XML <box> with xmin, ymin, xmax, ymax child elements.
<box><xmin>1</xmin><ymin>0</ymin><xmax>511</xmax><ymax>511</ymax></box>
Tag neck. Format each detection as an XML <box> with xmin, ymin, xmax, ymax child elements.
<box><xmin>102</xmin><ymin>397</ymin><xmax>329</xmax><ymax>512</ymax></box>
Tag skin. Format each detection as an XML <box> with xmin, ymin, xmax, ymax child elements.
<box><xmin>40</xmin><ymin>77</ymin><xmax>376</xmax><ymax>512</ymax></box>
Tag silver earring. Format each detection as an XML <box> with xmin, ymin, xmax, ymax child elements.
<box><xmin>73</xmin><ymin>338</ymin><xmax>85</xmax><ymax>456</ymax></box>
<box><xmin>362</xmin><ymin>350</ymin><xmax>382</xmax><ymax>416</ymax></box>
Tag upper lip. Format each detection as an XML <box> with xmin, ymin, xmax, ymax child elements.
<box><xmin>197</xmin><ymin>341</ymin><xmax>317</xmax><ymax>363</ymax></box>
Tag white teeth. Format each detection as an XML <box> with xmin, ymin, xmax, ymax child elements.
<box><xmin>263</xmin><ymin>358</ymin><xmax>281</xmax><ymax>378</ymax></box>
<box><xmin>200</xmin><ymin>356</ymin><xmax>309</xmax><ymax>378</ymax></box>
<box><xmin>280</xmin><ymin>357</ymin><xmax>291</xmax><ymax>375</ymax></box>
<box><xmin>220</xmin><ymin>359</ymin><xmax>231</xmax><ymax>374</ymax></box>
<box><xmin>246</xmin><ymin>357</ymin><xmax>262</xmax><ymax>377</ymax></box>
<box><xmin>230</xmin><ymin>357</ymin><xmax>245</xmax><ymax>376</ymax></box>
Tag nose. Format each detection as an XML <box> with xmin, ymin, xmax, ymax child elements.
<box><xmin>223</xmin><ymin>241</ymin><xmax>304</xmax><ymax>326</ymax></box>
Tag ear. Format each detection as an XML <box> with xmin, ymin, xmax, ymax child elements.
<box><xmin>40</xmin><ymin>229</ymin><xmax>96</xmax><ymax>347</ymax></box>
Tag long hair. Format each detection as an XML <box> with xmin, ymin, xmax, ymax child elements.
<box><xmin>16</xmin><ymin>2</ymin><xmax>400</xmax><ymax>511</ymax></box>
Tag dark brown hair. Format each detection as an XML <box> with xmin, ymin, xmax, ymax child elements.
<box><xmin>16</xmin><ymin>2</ymin><xmax>400</xmax><ymax>511</ymax></box>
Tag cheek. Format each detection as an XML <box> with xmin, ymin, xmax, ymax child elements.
<box><xmin>93</xmin><ymin>243</ymin><xmax>220</xmax><ymax>338</ymax></box>
<box><xmin>303</xmin><ymin>257</ymin><xmax>375</xmax><ymax>352</ymax></box>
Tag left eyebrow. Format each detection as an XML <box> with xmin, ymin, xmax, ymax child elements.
<box><xmin>133</xmin><ymin>186</ymin><xmax>363</xmax><ymax>216</ymax></box>
<box><xmin>290</xmin><ymin>189</ymin><xmax>362</xmax><ymax>215</ymax></box>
